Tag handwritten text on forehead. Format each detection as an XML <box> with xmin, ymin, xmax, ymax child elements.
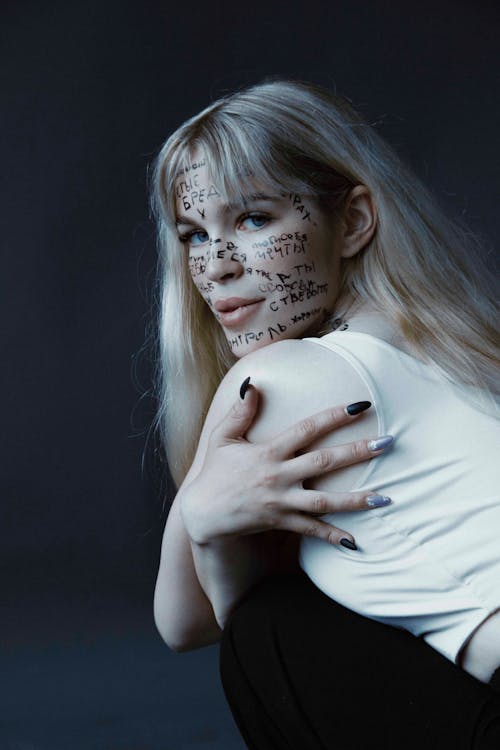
<box><xmin>175</xmin><ymin>162</ymin><xmax>331</xmax><ymax>353</ymax></box>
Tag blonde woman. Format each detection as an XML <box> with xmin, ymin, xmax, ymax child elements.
<box><xmin>151</xmin><ymin>80</ymin><xmax>500</xmax><ymax>748</ymax></box>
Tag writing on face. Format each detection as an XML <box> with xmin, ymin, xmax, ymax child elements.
<box><xmin>174</xmin><ymin>160</ymin><xmax>341</xmax><ymax>357</ymax></box>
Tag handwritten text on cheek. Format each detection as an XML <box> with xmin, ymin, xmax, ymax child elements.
<box><xmin>178</xmin><ymin>169</ymin><xmax>329</xmax><ymax>350</ymax></box>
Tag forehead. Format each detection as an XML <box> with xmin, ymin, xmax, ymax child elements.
<box><xmin>174</xmin><ymin>154</ymin><xmax>282</xmax><ymax>222</ymax></box>
<box><xmin>175</xmin><ymin>153</ymin><xmax>210</xmax><ymax>183</ymax></box>
<box><xmin>174</xmin><ymin>160</ymin><xmax>214</xmax><ymax>199</ymax></box>
<box><xmin>174</xmin><ymin>158</ymin><xmax>222</xmax><ymax>222</ymax></box>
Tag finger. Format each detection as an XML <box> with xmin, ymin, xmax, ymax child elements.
<box><xmin>267</xmin><ymin>401</ymin><xmax>372</xmax><ymax>459</ymax></box>
<box><xmin>290</xmin><ymin>489</ymin><xmax>392</xmax><ymax>515</ymax></box>
<box><xmin>283</xmin><ymin>514</ymin><xmax>358</xmax><ymax>549</ymax></box>
<box><xmin>210</xmin><ymin>378</ymin><xmax>260</xmax><ymax>444</ymax></box>
<box><xmin>283</xmin><ymin>435</ymin><xmax>394</xmax><ymax>483</ymax></box>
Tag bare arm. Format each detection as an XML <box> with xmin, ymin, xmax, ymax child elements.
<box><xmin>154</xmin><ymin>492</ymin><xmax>301</xmax><ymax>651</ymax></box>
<box><xmin>154</xmin><ymin>340</ymin><xmax>391</xmax><ymax>650</ymax></box>
<box><xmin>153</xmin><ymin>380</ymin><xmax>315</xmax><ymax>651</ymax></box>
<box><xmin>154</xmin><ymin>494</ymin><xmax>221</xmax><ymax>651</ymax></box>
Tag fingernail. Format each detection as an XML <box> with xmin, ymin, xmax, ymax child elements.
<box><xmin>340</xmin><ymin>538</ymin><xmax>358</xmax><ymax>551</ymax></box>
<box><xmin>368</xmin><ymin>435</ymin><xmax>394</xmax><ymax>452</ymax></box>
<box><xmin>366</xmin><ymin>494</ymin><xmax>392</xmax><ymax>508</ymax></box>
<box><xmin>345</xmin><ymin>400</ymin><xmax>371</xmax><ymax>416</ymax></box>
<box><xmin>239</xmin><ymin>376</ymin><xmax>251</xmax><ymax>400</ymax></box>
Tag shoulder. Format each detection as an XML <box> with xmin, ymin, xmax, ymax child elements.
<box><xmin>219</xmin><ymin>336</ymin><xmax>344</xmax><ymax>389</ymax></box>
<box><xmin>213</xmin><ymin>337</ymin><xmax>376</xmax><ymax>445</ymax></box>
<box><xmin>186</xmin><ymin>336</ymin><xmax>379</xmax><ymax>491</ymax></box>
<box><xmin>216</xmin><ymin>338</ymin><xmax>315</xmax><ymax>394</ymax></box>
<box><xmin>213</xmin><ymin>338</ymin><xmax>336</xmax><ymax>413</ymax></box>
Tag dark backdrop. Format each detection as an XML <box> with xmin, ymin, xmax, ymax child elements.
<box><xmin>2</xmin><ymin>1</ymin><xmax>498</xmax><ymax>748</ymax></box>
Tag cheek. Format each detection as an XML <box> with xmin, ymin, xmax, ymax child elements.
<box><xmin>249</xmin><ymin>235</ymin><xmax>334</xmax><ymax>327</ymax></box>
<box><xmin>244</xmin><ymin>229</ymin><xmax>330</xmax><ymax>293</ymax></box>
<box><xmin>187</xmin><ymin>253</ymin><xmax>215</xmax><ymax>304</ymax></box>
<box><xmin>187</xmin><ymin>253</ymin><xmax>206</xmax><ymax>278</ymax></box>
<box><xmin>244</xmin><ymin>227</ymin><xmax>308</xmax><ymax>268</ymax></box>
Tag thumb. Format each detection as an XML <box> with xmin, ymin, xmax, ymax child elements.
<box><xmin>212</xmin><ymin>377</ymin><xmax>259</xmax><ymax>444</ymax></box>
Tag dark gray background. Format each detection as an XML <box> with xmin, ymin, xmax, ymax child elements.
<box><xmin>2</xmin><ymin>1</ymin><xmax>498</xmax><ymax>748</ymax></box>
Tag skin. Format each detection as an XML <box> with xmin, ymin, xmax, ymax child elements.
<box><xmin>154</xmin><ymin>154</ymin><xmax>390</xmax><ymax>650</ymax></box>
<box><xmin>154</xmin><ymin>356</ymin><xmax>390</xmax><ymax>649</ymax></box>
<box><xmin>155</xmin><ymin>154</ymin><xmax>499</xmax><ymax>682</ymax></box>
<box><xmin>175</xmin><ymin>156</ymin><xmax>374</xmax><ymax>356</ymax></box>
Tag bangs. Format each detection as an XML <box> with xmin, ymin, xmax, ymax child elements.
<box><xmin>193</xmin><ymin>113</ymin><xmax>313</xmax><ymax>205</ymax></box>
<box><xmin>158</xmin><ymin>85</ymin><xmax>359</xmax><ymax>232</ymax></box>
<box><xmin>164</xmin><ymin>112</ymin><xmax>321</xmax><ymax>226</ymax></box>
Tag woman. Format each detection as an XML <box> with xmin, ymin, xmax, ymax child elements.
<box><xmin>151</xmin><ymin>79</ymin><xmax>500</xmax><ymax>748</ymax></box>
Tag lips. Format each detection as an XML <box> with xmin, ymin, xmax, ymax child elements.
<box><xmin>214</xmin><ymin>297</ymin><xmax>264</xmax><ymax>313</ymax></box>
<box><xmin>214</xmin><ymin>297</ymin><xmax>264</xmax><ymax>328</ymax></box>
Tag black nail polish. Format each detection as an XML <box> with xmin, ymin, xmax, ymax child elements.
<box><xmin>239</xmin><ymin>376</ymin><xmax>251</xmax><ymax>400</ymax></box>
<box><xmin>340</xmin><ymin>538</ymin><xmax>358</xmax><ymax>551</ymax></box>
<box><xmin>346</xmin><ymin>401</ymin><xmax>371</xmax><ymax>416</ymax></box>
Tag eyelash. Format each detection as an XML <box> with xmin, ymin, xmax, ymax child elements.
<box><xmin>178</xmin><ymin>212</ymin><xmax>270</xmax><ymax>246</ymax></box>
<box><xmin>240</xmin><ymin>212</ymin><xmax>269</xmax><ymax>230</ymax></box>
<box><xmin>178</xmin><ymin>230</ymin><xmax>208</xmax><ymax>246</ymax></box>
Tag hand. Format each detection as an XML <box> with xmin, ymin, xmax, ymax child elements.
<box><xmin>181</xmin><ymin>380</ymin><xmax>393</xmax><ymax>550</ymax></box>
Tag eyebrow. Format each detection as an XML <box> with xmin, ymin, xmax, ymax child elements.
<box><xmin>175</xmin><ymin>193</ymin><xmax>281</xmax><ymax>226</ymax></box>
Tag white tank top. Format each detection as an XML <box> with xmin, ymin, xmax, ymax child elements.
<box><xmin>299</xmin><ymin>331</ymin><xmax>500</xmax><ymax>664</ymax></box>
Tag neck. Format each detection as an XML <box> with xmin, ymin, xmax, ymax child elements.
<box><xmin>320</xmin><ymin>299</ymin><xmax>413</xmax><ymax>355</ymax></box>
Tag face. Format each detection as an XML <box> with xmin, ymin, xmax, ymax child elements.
<box><xmin>174</xmin><ymin>155</ymin><xmax>343</xmax><ymax>358</ymax></box>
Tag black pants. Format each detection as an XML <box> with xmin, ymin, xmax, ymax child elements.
<box><xmin>220</xmin><ymin>571</ymin><xmax>500</xmax><ymax>749</ymax></box>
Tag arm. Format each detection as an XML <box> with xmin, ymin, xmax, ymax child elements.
<box><xmin>153</xmin><ymin>378</ymin><xmax>312</xmax><ymax>651</ymax></box>
<box><xmin>154</xmin><ymin>494</ymin><xmax>221</xmax><ymax>651</ymax></box>
<box><xmin>153</xmin><ymin>380</ymin><xmax>300</xmax><ymax>651</ymax></box>
<box><xmin>154</xmin><ymin>339</ymin><xmax>389</xmax><ymax>650</ymax></box>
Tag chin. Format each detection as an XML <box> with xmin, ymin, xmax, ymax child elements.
<box><xmin>227</xmin><ymin>336</ymin><xmax>273</xmax><ymax>359</ymax></box>
<box><xmin>225</xmin><ymin>329</ymin><xmax>300</xmax><ymax>359</ymax></box>
<box><xmin>221</xmin><ymin>309</ymin><xmax>328</xmax><ymax>357</ymax></box>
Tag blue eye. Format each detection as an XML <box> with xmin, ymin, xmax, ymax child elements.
<box><xmin>179</xmin><ymin>230</ymin><xmax>209</xmax><ymax>246</ymax></box>
<box><xmin>240</xmin><ymin>213</ymin><xmax>269</xmax><ymax>230</ymax></box>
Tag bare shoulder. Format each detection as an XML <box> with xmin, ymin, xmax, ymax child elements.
<box><xmin>213</xmin><ymin>338</ymin><xmax>379</xmax><ymax>491</ymax></box>
<box><xmin>215</xmin><ymin>337</ymin><xmax>375</xmax><ymax>432</ymax></box>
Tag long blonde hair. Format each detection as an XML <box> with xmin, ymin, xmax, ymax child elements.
<box><xmin>150</xmin><ymin>79</ymin><xmax>498</xmax><ymax>487</ymax></box>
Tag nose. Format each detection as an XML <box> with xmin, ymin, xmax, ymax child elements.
<box><xmin>205</xmin><ymin>245</ymin><xmax>244</xmax><ymax>283</ymax></box>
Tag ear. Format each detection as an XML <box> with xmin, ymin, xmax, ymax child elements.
<box><xmin>339</xmin><ymin>186</ymin><xmax>377</xmax><ymax>259</ymax></box>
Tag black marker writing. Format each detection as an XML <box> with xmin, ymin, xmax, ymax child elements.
<box><xmin>195</xmin><ymin>280</ymin><xmax>214</xmax><ymax>294</ymax></box>
<box><xmin>290</xmin><ymin>307</ymin><xmax>322</xmax><ymax>325</ymax></box>
<box><xmin>176</xmin><ymin>174</ymin><xmax>200</xmax><ymax>197</ymax></box>
<box><xmin>267</xmin><ymin>281</ymin><xmax>329</xmax><ymax>309</ymax></box>
<box><xmin>252</xmin><ymin>231</ymin><xmax>307</xmax><ymax>249</ymax></box>
<box><xmin>177</xmin><ymin>159</ymin><xmax>206</xmax><ymax>175</ymax></box>
<box><xmin>267</xmin><ymin>322</ymin><xmax>287</xmax><ymax>340</ymax></box>
<box><xmin>255</xmin><ymin>268</ymin><xmax>272</xmax><ymax>280</ymax></box>
<box><xmin>289</xmin><ymin>194</ymin><xmax>312</xmax><ymax>222</ymax></box>
<box><xmin>293</xmin><ymin>262</ymin><xmax>316</xmax><ymax>276</ymax></box>
<box><xmin>280</xmin><ymin>282</ymin><xmax>329</xmax><ymax>306</ymax></box>
<box><xmin>259</xmin><ymin>273</ymin><xmax>323</xmax><ymax>296</ymax></box>
<box><xmin>182</xmin><ymin>184</ymin><xmax>219</xmax><ymax>211</ymax></box>
<box><xmin>188</xmin><ymin>255</ymin><xmax>206</xmax><ymax>276</ymax></box>
<box><xmin>255</xmin><ymin>242</ymin><xmax>306</xmax><ymax>261</ymax></box>
<box><xmin>228</xmin><ymin>331</ymin><xmax>265</xmax><ymax>348</ymax></box>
